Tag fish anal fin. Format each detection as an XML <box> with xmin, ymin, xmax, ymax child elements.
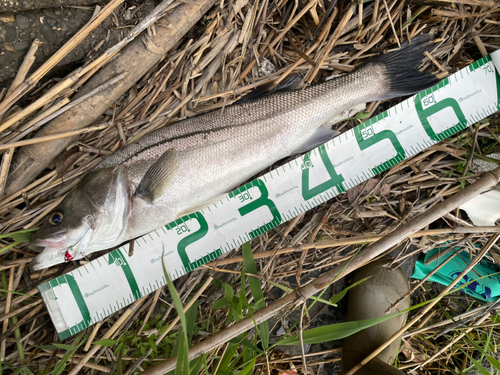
<box><xmin>292</xmin><ymin>103</ymin><xmax>366</xmax><ymax>155</ymax></box>
<box><xmin>135</xmin><ymin>148</ymin><xmax>178</xmax><ymax>203</ymax></box>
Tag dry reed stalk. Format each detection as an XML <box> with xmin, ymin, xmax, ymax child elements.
<box><xmin>306</xmin><ymin>3</ymin><xmax>355</xmax><ymax>83</ymax></box>
<box><xmin>344</xmin><ymin>234</ymin><xmax>500</xmax><ymax>375</ymax></box>
<box><xmin>140</xmin><ymin>167</ymin><xmax>500</xmax><ymax>374</ymax></box>
<box><xmin>6</xmin><ymin>39</ymin><xmax>42</xmax><ymax>97</ymax></box>
<box><xmin>1</xmin><ymin>2</ymin><xmax>500</xmax><ymax>373</ymax></box>
<box><xmin>0</xmin><ymin>265</ymin><xmax>14</xmax><ymax>360</ymax></box>
<box><xmin>4</xmin><ymin>0</ymin><xmax>217</xmax><ymax>197</ymax></box>
<box><xmin>0</xmin><ymin>0</ymin><xmax>124</xmax><ymax>118</ymax></box>
<box><xmin>0</xmin><ymin>124</ymin><xmax>108</xmax><ymax>152</ymax></box>
<box><xmin>206</xmin><ymin>226</ymin><xmax>500</xmax><ymax>267</ymax></box>
<box><xmin>66</xmin><ymin>297</ymin><xmax>146</xmax><ymax>375</ymax></box>
<box><xmin>0</xmin><ymin>148</ymin><xmax>14</xmax><ymax>199</ymax></box>
<box><xmin>126</xmin><ymin>275</ymin><xmax>214</xmax><ymax>374</ymax></box>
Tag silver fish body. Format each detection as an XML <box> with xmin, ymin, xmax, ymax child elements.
<box><xmin>29</xmin><ymin>35</ymin><xmax>437</xmax><ymax>270</ymax></box>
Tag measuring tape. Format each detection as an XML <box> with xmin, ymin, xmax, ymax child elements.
<box><xmin>38</xmin><ymin>51</ymin><xmax>500</xmax><ymax>340</ymax></box>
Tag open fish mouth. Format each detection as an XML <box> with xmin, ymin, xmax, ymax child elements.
<box><xmin>29</xmin><ymin>228</ymin><xmax>94</xmax><ymax>271</ymax></box>
<box><xmin>29</xmin><ymin>247</ymin><xmax>67</xmax><ymax>271</ymax></box>
<box><xmin>29</xmin><ymin>231</ymin><xmax>68</xmax><ymax>252</ymax></box>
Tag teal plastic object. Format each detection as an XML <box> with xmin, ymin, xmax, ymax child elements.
<box><xmin>412</xmin><ymin>248</ymin><xmax>500</xmax><ymax>302</ymax></box>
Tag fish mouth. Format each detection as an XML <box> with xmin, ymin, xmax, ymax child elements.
<box><xmin>29</xmin><ymin>230</ymin><xmax>69</xmax><ymax>252</ymax></box>
<box><xmin>28</xmin><ymin>247</ymin><xmax>67</xmax><ymax>271</ymax></box>
<box><xmin>28</xmin><ymin>228</ymin><xmax>94</xmax><ymax>271</ymax></box>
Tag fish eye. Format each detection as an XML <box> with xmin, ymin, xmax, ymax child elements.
<box><xmin>49</xmin><ymin>212</ymin><xmax>64</xmax><ymax>225</ymax></box>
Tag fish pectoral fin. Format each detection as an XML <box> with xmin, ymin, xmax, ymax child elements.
<box><xmin>135</xmin><ymin>148</ymin><xmax>178</xmax><ymax>203</ymax></box>
<box><xmin>291</xmin><ymin>125</ymin><xmax>340</xmax><ymax>155</ymax></box>
<box><xmin>291</xmin><ymin>103</ymin><xmax>366</xmax><ymax>155</ymax></box>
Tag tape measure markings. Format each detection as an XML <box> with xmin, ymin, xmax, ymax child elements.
<box><xmin>38</xmin><ymin>52</ymin><xmax>500</xmax><ymax>340</ymax></box>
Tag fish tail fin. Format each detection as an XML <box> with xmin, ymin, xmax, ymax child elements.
<box><xmin>362</xmin><ymin>34</ymin><xmax>440</xmax><ymax>100</ymax></box>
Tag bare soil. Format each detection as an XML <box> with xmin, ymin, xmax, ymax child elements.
<box><xmin>0</xmin><ymin>0</ymin><xmax>155</xmax><ymax>90</ymax></box>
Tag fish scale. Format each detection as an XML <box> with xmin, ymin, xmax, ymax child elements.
<box><xmin>29</xmin><ymin>36</ymin><xmax>437</xmax><ymax>267</ymax></box>
<box><xmin>97</xmin><ymin>64</ymin><xmax>386</xmax><ymax>170</ymax></box>
<box><xmin>37</xmin><ymin>50</ymin><xmax>500</xmax><ymax>340</ymax></box>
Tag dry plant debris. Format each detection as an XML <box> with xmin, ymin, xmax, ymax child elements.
<box><xmin>1</xmin><ymin>0</ymin><xmax>500</xmax><ymax>374</ymax></box>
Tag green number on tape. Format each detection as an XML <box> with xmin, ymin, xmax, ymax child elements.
<box><xmin>415</xmin><ymin>78</ymin><xmax>467</xmax><ymax>142</ymax></box>
<box><xmin>302</xmin><ymin>144</ymin><xmax>345</xmax><ymax>200</ymax></box>
<box><xmin>354</xmin><ymin>124</ymin><xmax>405</xmax><ymax>174</ymax></box>
<box><xmin>167</xmin><ymin>212</ymin><xmax>222</xmax><ymax>272</ymax></box>
<box><xmin>108</xmin><ymin>250</ymin><xmax>141</xmax><ymax>299</ymax></box>
<box><xmin>46</xmin><ymin>274</ymin><xmax>91</xmax><ymax>340</ymax></box>
<box><xmin>230</xmin><ymin>179</ymin><xmax>282</xmax><ymax>239</ymax></box>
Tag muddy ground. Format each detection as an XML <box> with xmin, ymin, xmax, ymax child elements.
<box><xmin>0</xmin><ymin>0</ymin><xmax>156</xmax><ymax>90</ymax></box>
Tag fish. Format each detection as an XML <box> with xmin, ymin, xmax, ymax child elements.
<box><xmin>28</xmin><ymin>34</ymin><xmax>438</xmax><ymax>270</ymax></box>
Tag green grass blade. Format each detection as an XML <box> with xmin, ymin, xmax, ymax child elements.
<box><xmin>276</xmin><ymin>311</ymin><xmax>404</xmax><ymax>345</ymax></box>
<box><xmin>0</xmin><ymin>289</ymin><xmax>38</xmax><ymax>297</ymax></box>
<box><xmin>0</xmin><ymin>228</ymin><xmax>38</xmax><ymax>240</ymax></box>
<box><xmin>162</xmin><ymin>251</ymin><xmax>189</xmax><ymax>375</ymax></box>
<box><xmin>11</xmin><ymin>313</ymin><xmax>24</xmax><ymax>361</ymax></box>
<box><xmin>189</xmin><ymin>355</ymin><xmax>204</xmax><ymax>375</ymax></box>
<box><xmin>461</xmin><ymin>349</ymin><xmax>490</xmax><ymax>375</ymax></box>
<box><xmin>52</xmin><ymin>331</ymin><xmax>86</xmax><ymax>375</ymax></box>
<box><xmin>228</xmin><ymin>337</ymin><xmax>264</xmax><ymax>355</ymax></box>
<box><xmin>242</xmin><ymin>241</ymin><xmax>269</xmax><ymax>349</ymax></box>
<box><xmin>330</xmin><ymin>277</ymin><xmax>370</xmax><ymax>306</ymax></box>
<box><xmin>215</xmin><ymin>343</ymin><xmax>238</xmax><ymax>375</ymax></box>
<box><xmin>223</xmin><ymin>283</ymin><xmax>234</xmax><ymax>301</ymax></box>
<box><xmin>234</xmin><ymin>358</ymin><xmax>256</xmax><ymax>375</ymax></box>
<box><xmin>175</xmin><ymin>332</ymin><xmax>190</xmax><ymax>375</ymax></box>
<box><xmin>52</xmin><ymin>343</ymin><xmax>76</xmax><ymax>351</ymax></box>
<box><xmin>0</xmin><ymin>242</ymin><xmax>23</xmax><ymax>255</ymax></box>
<box><xmin>487</xmin><ymin>355</ymin><xmax>500</xmax><ymax>371</ymax></box>
<box><xmin>92</xmin><ymin>339</ymin><xmax>116</xmax><ymax>347</ymax></box>
<box><xmin>186</xmin><ymin>300</ymin><xmax>199</xmax><ymax>344</ymax></box>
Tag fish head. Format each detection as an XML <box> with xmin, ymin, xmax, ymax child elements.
<box><xmin>29</xmin><ymin>166</ymin><xmax>130</xmax><ymax>271</ymax></box>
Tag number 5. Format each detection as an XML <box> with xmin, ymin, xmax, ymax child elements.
<box><xmin>354</xmin><ymin>123</ymin><xmax>405</xmax><ymax>174</ymax></box>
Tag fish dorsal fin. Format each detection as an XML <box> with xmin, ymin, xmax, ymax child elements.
<box><xmin>135</xmin><ymin>148</ymin><xmax>178</xmax><ymax>203</ymax></box>
<box><xmin>237</xmin><ymin>73</ymin><xmax>303</xmax><ymax>103</ymax></box>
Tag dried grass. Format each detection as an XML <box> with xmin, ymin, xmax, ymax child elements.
<box><xmin>1</xmin><ymin>0</ymin><xmax>500</xmax><ymax>373</ymax></box>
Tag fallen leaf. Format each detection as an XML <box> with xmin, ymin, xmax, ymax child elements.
<box><xmin>233</xmin><ymin>0</ymin><xmax>249</xmax><ymax>14</ymax></box>
<box><xmin>56</xmin><ymin>148</ymin><xmax>84</xmax><ymax>176</ymax></box>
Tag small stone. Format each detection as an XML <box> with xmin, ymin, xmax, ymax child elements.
<box><xmin>18</xmin><ymin>31</ymin><xmax>28</xmax><ymax>40</ymax></box>
<box><xmin>13</xmin><ymin>40</ymin><xmax>29</xmax><ymax>50</ymax></box>
<box><xmin>124</xmin><ymin>8</ymin><xmax>132</xmax><ymax>21</ymax></box>
<box><xmin>0</xmin><ymin>24</ymin><xmax>16</xmax><ymax>42</ymax></box>
<box><xmin>15</xmin><ymin>14</ymin><xmax>29</xmax><ymax>29</ymax></box>
<box><xmin>257</xmin><ymin>57</ymin><xmax>276</xmax><ymax>77</ymax></box>
<box><xmin>471</xmin><ymin>153</ymin><xmax>500</xmax><ymax>174</ymax></box>
<box><xmin>42</xmin><ymin>9</ymin><xmax>59</xmax><ymax>22</ymax></box>
<box><xmin>4</xmin><ymin>42</ymin><xmax>15</xmax><ymax>51</ymax></box>
<box><xmin>41</xmin><ymin>22</ymin><xmax>57</xmax><ymax>45</ymax></box>
<box><xmin>0</xmin><ymin>13</ymin><xmax>15</xmax><ymax>23</ymax></box>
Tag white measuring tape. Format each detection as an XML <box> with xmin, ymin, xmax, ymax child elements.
<box><xmin>39</xmin><ymin>51</ymin><xmax>500</xmax><ymax>340</ymax></box>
